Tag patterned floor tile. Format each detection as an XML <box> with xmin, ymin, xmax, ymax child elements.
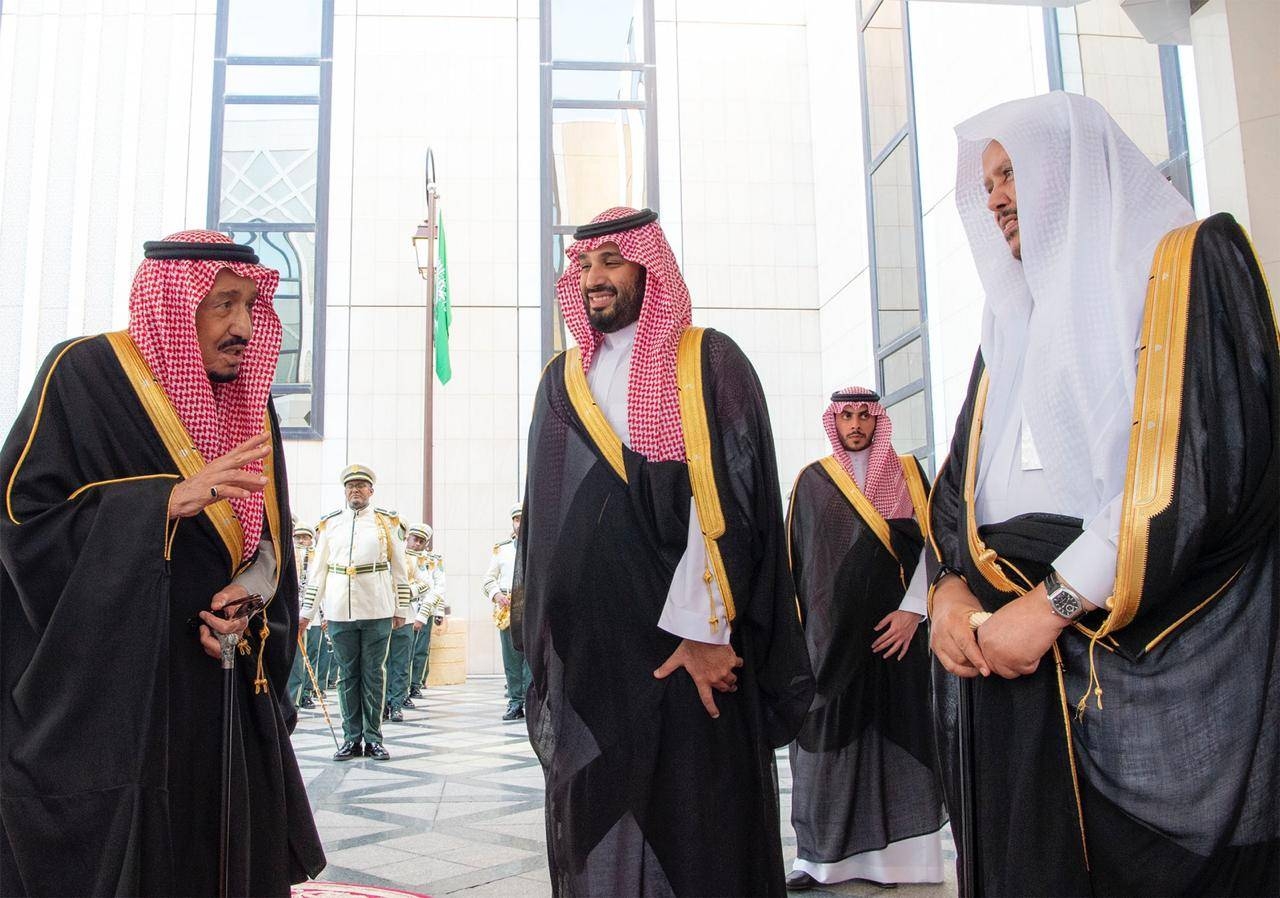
<box><xmin>293</xmin><ymin>677</ymin><xmax>956</xmax><ymax>897</ymax></box>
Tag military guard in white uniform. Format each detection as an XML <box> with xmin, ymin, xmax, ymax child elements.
<box><xmin>286</xmin><ymin>523</ymin><xmax>321</xmax><ymax>709</ymax></box>
<box><xmin>301</xmin><ymin>465</ymin><xmax>411</xmax><ymax>761</ymax></box>
<box><xmin>483</xmin><ymin>504</ymin><xmax>531</xmax><ymax>721</ymax></box>
<box><xmin>406</xmin><ymin>524</ymin><xmax>447</xmax><ymax>703</ymax></box>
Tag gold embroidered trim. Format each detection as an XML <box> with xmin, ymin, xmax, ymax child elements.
<box><xmin>563</xmin><ymin>346</ymin><xmax>628</xmax><ymax>482</ymax></box>
<box><xmin>1106</xmin><ymin>221</ymin><xmax>1202</xmax><ymax>635</ymax></box>
<box><xmin>900</xmin><ymin>454</ymin><xmax>930</xmax><ymax>531</ymax></box>
<box><xmin>818</xmin><ymin>456</ymin><xmax>897</xmax><ymax>560</ymax></box>
<box><xmin>962</xmin><ymin>372</ymin><xmax>1035</xmax><ymax>595</ymax></box>
<box><xmin>5</xmin><ymin>337</ymin><xmax>94</xmax><ymax>525</ymax></box>
<box><xmin>676</xmin><ymin>327</ymin><xmax>737</xmax><ymax>624</ymax></box>
<box><xmin>105</xmin><ymin>330</ymin><xmax>245</xmax><ymax>573</ymax></box>
<box><xmin>67</xmin><ymin>473</ymin><xmax>180</xmax><ymax>502</ymax></box>
<box><xmin>786</xmin><ymin>466</ymin><xmax>809</xmax><ymax>625</ymax></box>
<box><xmin>1052</xmin><ymin>643</ymin><xmax>1091</xmax><ymax>872</ymax></box>
<box><xmin>1143</xmin><ymin>566</ymin><xmax>1243</xmax><ymax>653</ymax></box>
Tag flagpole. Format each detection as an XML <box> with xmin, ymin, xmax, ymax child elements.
<box><xmin>421</xmin><ymin>149</ymin><xmax>438</xmax><ymax>525</ymax></box>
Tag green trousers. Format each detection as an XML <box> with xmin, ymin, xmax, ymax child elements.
<box><xmin>286</xmin><ymin>638</ymin><xmax>307</xmax><ymax>704</ymax></box>
<box><xmin>306</xmin><ymin>627</ymin><xmax>328</xmax><ymax>694</ymax></box>
<box><xmin>499</xmin><ymin>626</ymin><xmax>532</xmax><ymax>704</ymax></box>
<box><xmin>327</xmin><ymin>617</ymin><xmax>393</xmax><ymax>744</ymax></box>
<box><xmin>386</xmin><ymin>622</ymin><xmax>414</xmax><ymax>711</ymax></box>
<box><xmin>287</xmin><ymin>627</ymin><xmax>326</xmax><ymax>703</ymax></box>
<box><xmin>320</xmin><ymin>630</ymin><xmax>337</xmax><ymax>688</ymax></box>
<box><xmin>411</xmin><ymin>621</ymin><xmax>433</xmax><ymax>689</ymax></box>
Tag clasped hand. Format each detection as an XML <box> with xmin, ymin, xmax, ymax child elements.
<box><xmin>199</xmin><ymin>583</ymin><xmax>252</xmax><ymax>661</ymax></box>
<box><xmin>654</xmin><ymin>638</ymin><xmax>743</xmax><ymax>719</ymax></box>
<box><xmin>930</xmin><ymin>576</ymin><xmax>1070</xmax><ymax>679</ymax></box>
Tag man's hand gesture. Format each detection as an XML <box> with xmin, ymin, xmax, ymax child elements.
<box><xmin>654</xmin><ymin>639</ymin><xmax>743</xmax><ymax>719</ymax></box>
<box><xmin>168</xmin><ymin>432</ymin><xmax>271</xmax><ymax>519</ymax></box>
<box><xmin>872</xmin><ymin>609</ymin><xmax>923</xmax><ymax>661</ymax></box>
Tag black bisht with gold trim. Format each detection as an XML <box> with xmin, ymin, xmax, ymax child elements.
<box><xmin>0</xmin><ymin>333</ymin><xmax>325</xmax><ymax>896</ymax></box>
<box><xmin>786</xmin><ymin>454</ymin><xmax>947</xmax><ymax>868</ymax></box>
<box><xmin>927</xmin><ymin>213</ymin><xmax>1279</xmax><ymax>896</ymax></box>
<box><xmin>513</xmin><ymin>326</ymin><xmax>814</xmax><ymax>897</ymax></box>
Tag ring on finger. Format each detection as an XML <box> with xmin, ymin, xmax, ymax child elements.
<box><xmin>210</xmin><ymin>486</ymin><xmax>219</xmax><ymax>499</ymax></box>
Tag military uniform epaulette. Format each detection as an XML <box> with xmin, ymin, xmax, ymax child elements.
<box><xmin>375</xmin><ymin>507</ymin><xmax>407</xmax><ymax>539</ymax></box>
<box><xmin>315</xmin><ymin>509</ymin><xmax>342</xmax><ymax>532</ymax></box>
<box><xmin>492</xmin><ymin>538</ymin><xmax>513</xmax><ymax>554</ymax></box>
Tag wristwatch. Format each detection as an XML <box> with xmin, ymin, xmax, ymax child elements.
<box><xmin>1044</xmin><ymin>569</ymin><xmax>1085</xmax><ymax>620</ymax></box>
<box><xmin>930</xmin><ymin>564</ymin><xmax>964</xmax><ymax>589</ymax></box>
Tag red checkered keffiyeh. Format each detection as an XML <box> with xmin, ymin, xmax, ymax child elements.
<box><xmin>823</xmin><ymin>386</ymin><xmax>914</xmax><ymax>520</ymax></box>
<box><xmin>555</xmin><ymin>207</ymin><xmax>691</xmax><ymax>463</ymax></box>
<box><xmin>127</xmin><ymin>229</ymin><xmax>281</xmax><ymax>559</ymax></box>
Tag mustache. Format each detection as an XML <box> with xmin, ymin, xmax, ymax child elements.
<box><xmin>998</xmin><ymin>209</ymin><xmax>1018</xmax><ymax>224</ymax></box>
<box><xmin>218</xmin><ymin>336</ymin><xmax>250</xmax><ymax>351</ymax></box>
<box><xmin>585</xmin><ymin>287</ymin><xmax>617</xmax><ymax>298</ymax></box>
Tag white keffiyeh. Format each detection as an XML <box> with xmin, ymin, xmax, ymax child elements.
<box><xmin>954</xmin><ymin>92</ymin><xmax>1194</xmax><ymax>523</ymax></box>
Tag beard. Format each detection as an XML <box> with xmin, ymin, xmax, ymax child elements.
<box><xmin>583</xmin><ymin>275</ymin><xmax>645</xmax><ymax>333</ymax></box>
<box><xmin>208</xmin><ymin>369</ymin><xmax>239</xmax><ymax>384</ymax></box>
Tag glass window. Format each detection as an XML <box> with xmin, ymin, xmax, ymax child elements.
<box><xmin>881</xmin><ymin>336</ymin><xmax>923</xmax><ymax>396</ymax></box>
<box><xmin>551</xmin><ymin>0</ymin><xmax>646</xmax><ymax>62</ymax></box>
<box><xmin>214</xmin><ymin>1</ymin><xmax>330</xmax><ymax>437</ymax></box>
<box><xmin>864</xmin><ymin>0</ymin><xmax>908</xmax><ymax>156</ymax></box>
<box><xmin>885</xmin><ymin>391</ymin><xmax>926</xmax><ymax>454</ymax></box>
<box><xmin>551</xmin><ymin>106</ymin><xmax>648</xmax><ymax>228</ymax></box>
<box><xmin>871</xmin><ymin>141</ymin><xmax>920</xmax><ymax>344</ymax></box>
<box><xmin>226</xmin><ymin>0</ymin><xmax>322</xmax><ymax>57</ymax></box>
<box><xmin>552</xmin><ymin>68</ymin><xmax>645</xmax><ymax>103</ymax></box>
<box><xmin>224</xmin><ymin>64</ymin><xmax>321</xmax><ymax>96</ymax></box>
<box><xmin>220</xmin><ymin>104</ymin><xmax>319</xmax><ymax>224</ymax></box>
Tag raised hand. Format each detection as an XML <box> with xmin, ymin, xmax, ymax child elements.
<box><xmin>168</xmin><ymin>432</ymin><xmax>271</xmax><ymax>519</ymax></box>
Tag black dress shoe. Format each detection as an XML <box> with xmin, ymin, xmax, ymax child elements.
<box><xmin>389</xmin><ymin>708</ymin><xmax>404</xmax><ymax>722</ymax></box>
<box><xmin>364</xmin><ymin>742</ymin><xmax>391</xmax><ymax>761</ymax></box>
<box><xmin>401</xmin><ymin>697</ymin><xmax>415</xmax><ymax>709</ymax></box>
<box><xmin>785</xmin><ymin>870</ymin><xmax>818</xmax><ymax>891</ymax></box>
<box><xmin>333</xmin><ymin>740</ymin><xmax>362</xmax><ymax>761</ymax></box>
<box><xmin>382</xmin><ymin>704</ymin><xmax>391</xmax><ymax>721</ymax></box>
<box><xmin>409</xmin><ymin>686</ymin><xmax>422</xmax><ymax>699</ymax></box>
<box><xmin>299</xmin><ymin>695</ymin><xmax>315</xmax><ymax>709</ymax></box>
<box><xmin>502</xmin><ymin>702</ymin><xmax>522</xmax><ymax>722</ymax></box>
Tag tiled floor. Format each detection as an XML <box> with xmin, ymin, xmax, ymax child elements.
<box><xmin>292</xmin><ymin>678</ymin><xmax>957</xmax><ymax>897</ymax></box>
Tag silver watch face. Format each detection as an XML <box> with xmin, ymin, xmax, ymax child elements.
<box><xmin>1050</xmin><ymin>588</ymin><xmax>1082</xmax><ymax>619</ymax></box>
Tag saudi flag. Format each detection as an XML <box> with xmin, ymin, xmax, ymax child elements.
<box><xmin>433</xmin><ymin>211</ymin><xmax>452</xmax><ymax>384</ymax></box>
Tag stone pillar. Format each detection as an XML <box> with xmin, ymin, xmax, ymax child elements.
<box><xmin>1190</xmin><ymin>0</ymin><xmax>1279</xmax><ymax>286</ymax></box>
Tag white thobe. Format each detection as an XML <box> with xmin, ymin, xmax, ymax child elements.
<box><xmin>585</xmin><ymin>323</ymin><xmax>732</xmax><ymax>644</ymax></box>
<box><xmin>975</xmin><ymin>365</ymin><xmax>1119</xmax><ymax>607</ymax></box>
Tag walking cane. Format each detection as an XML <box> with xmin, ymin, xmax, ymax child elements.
<box><xmin>957</xmin><ymin>676</ymin><xmax>977</xmax><ymax>898</ymax></box>
<box><xmin>216</xmin><ymin>631</ymin><xmax>241</xmax><ymax>898</ymax></box>
<box><xmin>298</xmin><ymin>631</ymin><xmax>342</xmax><ymax>750</ymax></box>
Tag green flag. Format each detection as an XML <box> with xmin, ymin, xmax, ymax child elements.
<box><xmin>433</xmin><ymin>211</ymin><xmax>452</xmax><ymax>384</ymax></box>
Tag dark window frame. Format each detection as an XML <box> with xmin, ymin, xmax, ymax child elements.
<box><xmin>208</xmin><ymin>0</ymin><xmax>334</xmax><ymax>440</ymax></box>
<box><xmin>857</xmin><ymin>0</ymin><xmax>934</xmax><ymax>465</ymax></box>
<box><xmin>540</xmin><ymin>0</ymin><xmax>659</xmax><ymax>363</ymax></box>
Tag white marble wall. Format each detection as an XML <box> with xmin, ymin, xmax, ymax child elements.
<box><xmin>0</xmin><ymin>0</ymin><xmax>217</xmax><ymax>425</ymax></box>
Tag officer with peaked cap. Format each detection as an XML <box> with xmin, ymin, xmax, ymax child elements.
<box><xmin>301</xmin><ymin>465</ymin><xmax>412</xmax><ymax>760</ymax></box>
<box><xmin>482</xmin><ymin>503</ymin><xmax>530</xmax><ymax>721</ymax></box>
<box><xmin>405</xmin><ymin>523</ymin><xmax>447</xmax><ymax>703</ymax></box>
